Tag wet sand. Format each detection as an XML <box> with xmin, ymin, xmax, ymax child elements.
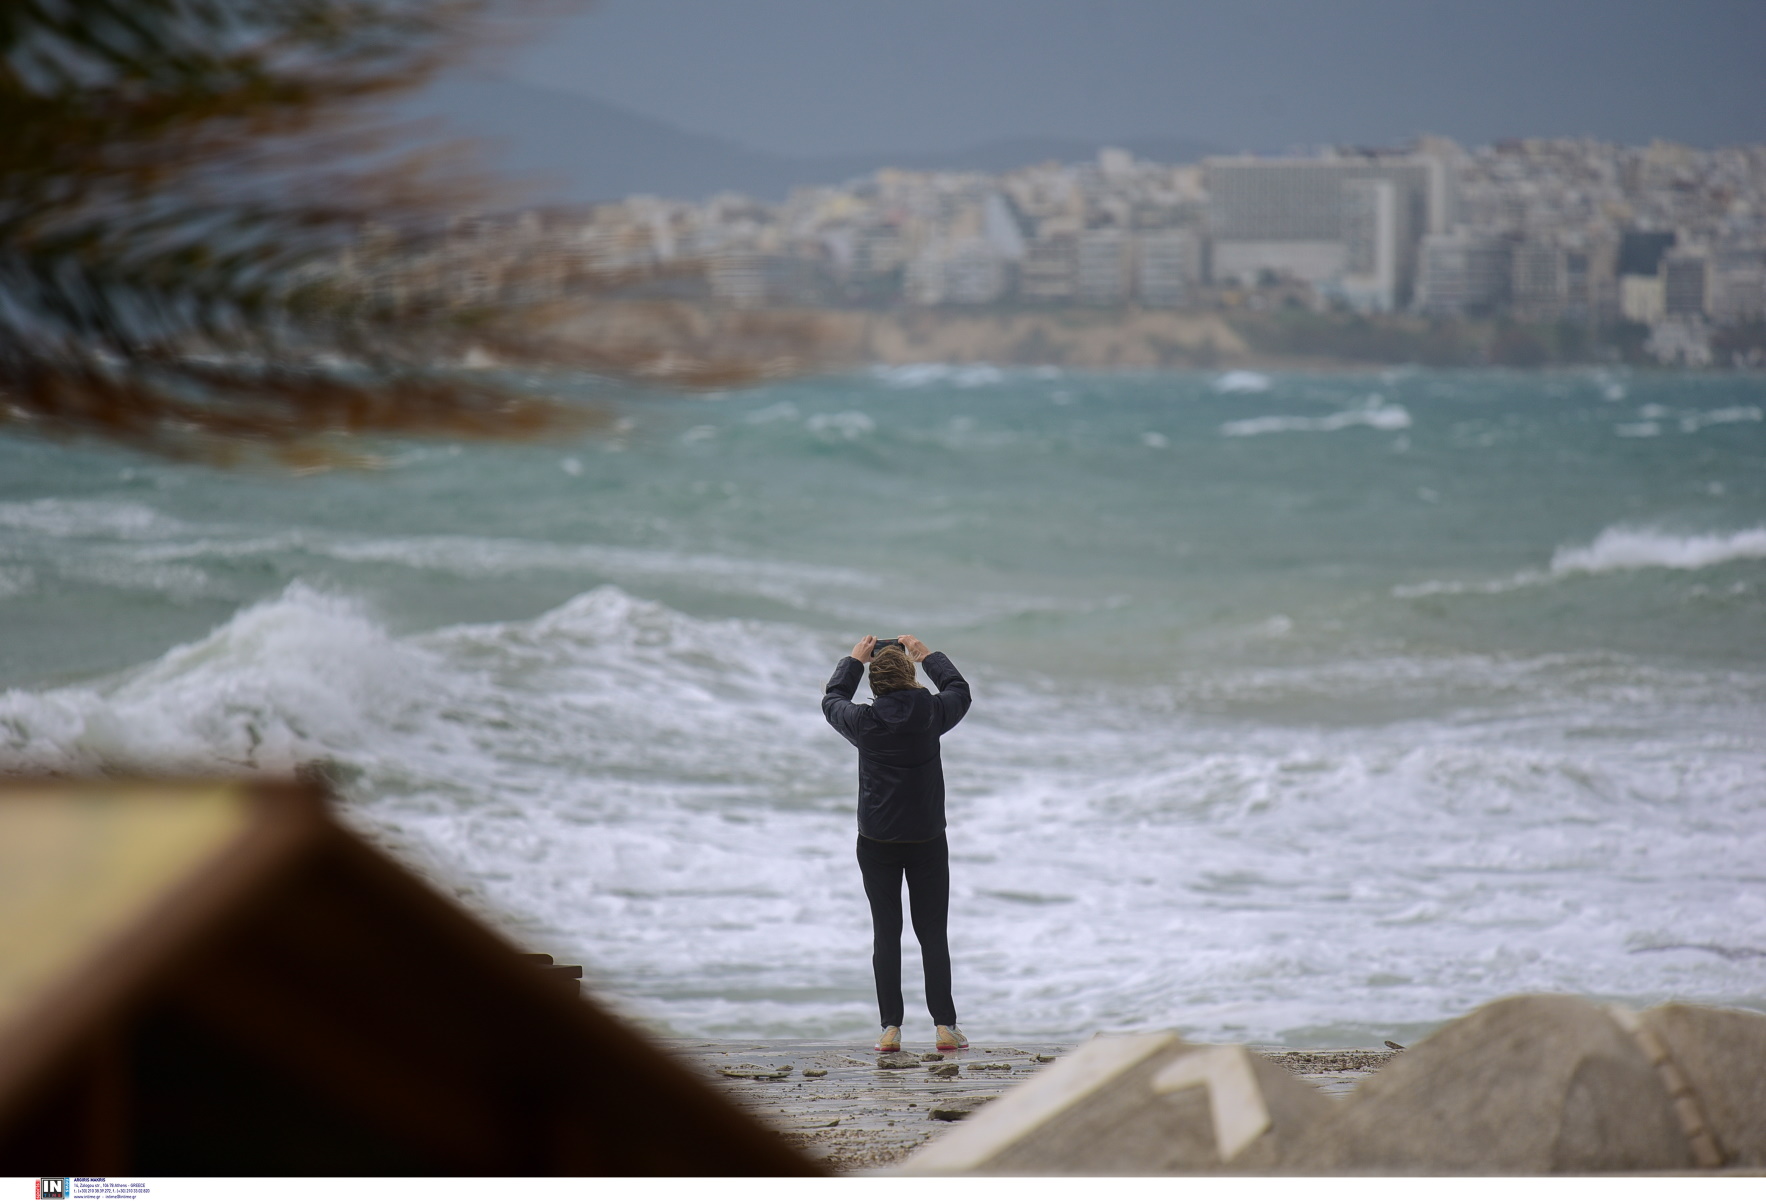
<box><xmin>665</xmin><ymin>1038</ymin><xmax>1397</xmax><ymax>1173</ymax></box>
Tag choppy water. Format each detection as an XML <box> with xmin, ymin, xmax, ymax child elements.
<box><xmin>3</xmin><ymin>365</ymin><xmax>1764</xmax><ymax>1046</ymax></box>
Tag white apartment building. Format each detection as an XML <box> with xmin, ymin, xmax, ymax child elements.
<box><xmin>1709</xmin><ymin>248</ymin><xmax>1766</xmax><ymax>323</ymax></box>
<box><xmin>1416</xmin><ymin>230</ymin><xmax>1511</xmax><ymax>315</ymax></box>
<box><xmin>1075</xmin><ymin>230</ymin><xmax>1132</xmax><ymax>305</ymax></box>
<box><xmin>1203</xmin><ymin>153</ymin><xmax>1453</xmax><ymax>302</ymax></box>
<box><xmin>1020</xmin><ymin>233</ymin><xmax>1077</xmax><ymax>303</ymax></box>
<box><xmin>1136</xmin><ymin>230</ymin><xmax>1198</xmax><ymax>308</ymax></box>
<box><xmin>904</xmin><ymin>238</ymin><xmax>1008</xmax><ymax>305</ymax></box>
<box><xmin>1337</xmin><ymin>178</ymin><xmax>1406</xmax><ymax>312</ymax></box>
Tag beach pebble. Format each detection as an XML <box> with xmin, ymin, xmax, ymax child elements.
<box><xmin>717</xmin><ymin>1064</ymin><xmax>793</xmax><ymax>1080</ymax></box>
<box><xmin>928</xmin><ymin>1064</ymin><xmax>959</xmax><ymax>1078</ymax></box>
<box><xmin>920</xmin><ymin>1052</ymin><xmax>944</xmax><ymax>1062</ymax></box>
<box><xmin>877</xmin><ymin>1052</ymin><xmax>920</xmax><ymax>1069</ymax></box>
<box><xmin>1033</xmin><ymin>1053</ymin><xmax>1057</xmax><ymax>1063</ymax></box>
<box><xmin>803</xmin><ymin>1068</ymin><xmax>828</xmax><ymax>1077</ymax></box>
<box><xmin>930</xmin><ymin>1097</ymin><xmax>996</xmax><ymax>1122</ymax></box>
<box><xmin>967</xmin><ymin>1062</ymin><xmax>1012</xmax><ymax>1072</ymax></box>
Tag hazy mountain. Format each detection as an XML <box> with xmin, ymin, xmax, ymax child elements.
<box><xmin>406</xmin><ymin>78</ymin><xmax>1222</xmax><ymax>203</ymax></box>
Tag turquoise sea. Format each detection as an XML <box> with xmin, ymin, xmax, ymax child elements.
<box><xmin>3</xmin><ymin>364</ymin><xmax>1764</xmax><ymax>1045</ymax></box>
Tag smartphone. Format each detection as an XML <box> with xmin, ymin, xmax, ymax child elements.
<box><xmin>872</xmin><ymin>637</ymin><xmax>902</xmax><ymax>652</ymax></box>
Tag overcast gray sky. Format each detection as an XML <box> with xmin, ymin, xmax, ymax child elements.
<box><xmin>501</xmin><ymin>0</ymin><xmax>1766</xmax><ymax>156</ymax></box>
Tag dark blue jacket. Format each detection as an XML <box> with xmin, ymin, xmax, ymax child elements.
<box><xmin>822</xmin><ymin>651</ymin><xmax>972</xmax><ymax>842</ymax></box>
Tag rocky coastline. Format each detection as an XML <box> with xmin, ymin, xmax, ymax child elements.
<box><xmin>545</xmin><ymin>298</ymin><xmax>1765</xmax><ymax>374</ymax></box>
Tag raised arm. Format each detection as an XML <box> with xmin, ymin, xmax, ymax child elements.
<box><xmin>822</xmin><ymin>653</ymin><xmax>867</xmax><ymax>746</ymax></box>
<box><xmin>899</xmin><ymin>636</ymin><xmax>971</xmax><ymax>735</ymax></box>
<box><xmin>922</xmin><ymin>652</ymin><xmax>971</xmax><ymax>734</ymax></box>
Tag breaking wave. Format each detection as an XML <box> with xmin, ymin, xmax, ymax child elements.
<box><xmin>5</xmin><ymin>366</ymin><xmax>1764</xmax><ymax>1042</ymax></box>
<box><xmin>1221</xmin><ymin>401</ymin><xmax>1410</xmax><ymax>436</ymax></box>
<box><xmin>1550</xmin><ymin>526</ymin><xmax>1766</xmax><ymax>575</ymax></box>
<box><xmin>1212</xmin><ymin>370</ymin><xmax>1272</xmax><ymax>393</ymax></box>
<box><xmin>872</xmin><ymin>363</ymin><xmax>1008</xmax><ymax>389</ymax></box>
<box><xmin>4</xmin><ymin>578</ymin><xmax>1763</xmax><ymax>1040</ymax></box>
<box><xmin>0</xmin><ymin>583</ymin><xmax>438</xmax><ymax>775</ymax></box>
<box><xmin>1397</xmin><ymin>525</ymin><xmax>1766</xmax><ymax>597</ymax></box>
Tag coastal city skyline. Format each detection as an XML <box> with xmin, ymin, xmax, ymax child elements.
<box><xmin>341</xmin><ymin>131</ymin><xmax>1766</xmax><ymax>369</ymax></box>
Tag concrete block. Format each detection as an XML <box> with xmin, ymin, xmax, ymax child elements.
<box><xmin>1640</xmin><ymin>1002</ymin><xmax>1766</xmax><ymax>1167</ymax></box>
<box><xmin>1280</xmin><ymin>995</ymin><xmax>1692</xmax><ymax>1172</ymax></box>
<box><xmin>903</xmin><ymin>1032</ymin><xmax>1328</xmax><ymax>1174</ymax></box>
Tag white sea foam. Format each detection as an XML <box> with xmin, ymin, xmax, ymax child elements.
<box><xmin>0</xmin><ymin>499</ymin><xmax>184</xmax><ymax>539</ymax></box>
<box><xmin>1617</xmin><ymin>405</ymin><xmax>1761</xmax><ymax>436</ymax></box>
<box><xmin>873</xmin><ymin>363</ymin><xmax>1005</xmax><ymax>388</ymax></box>
<box><xmin>1680</xmin><ymin>405</ymin><xmax>1763</xmax><ymax>432</ymax></box>
<box><xmin>57</xmin><ymin>558</ymin><xmax>223</xmax><ymax>601</ymax></box>
<box><xmin>1393</xmin><ymin>573</ymin><xmax>1546</xmax><ymax>598</ymax></box>
<box><xmin>6</xmin><ymin>368</ymin><xmax>1764</xmax><ymax>1042</ymax></box>
<box><xmin>1551</xmin><ymin>526</ymin><xmax>1766</xmax><ymax>575</ymax></box>
<box><xmin>1397</xmin><ymin>525</ymin><xmax>1766</xmax><ymax>598</ymax></box>
<box><xmin>1212</xmin><ymin>370</ymin><xmax>1272</xmax><ymax>393</ymax></box>
<box><xmin>0</xmin><ymin>583</ymin><xmax>441</xmax><ymax>775</ymax></box>
<box><xmin>804</xmin><ymin>410</ymin><xmax>876</xmax><ymax>439</ymax></box>
<box><xmin>4</xmin><ymin>582</ymin><xmax>1761</xmax><ymax>1042</ymax></box>
<box><xmin>1221</xmin><ymin>401</ymin><xmax>1411</xmax><ymax>437</ymax></box>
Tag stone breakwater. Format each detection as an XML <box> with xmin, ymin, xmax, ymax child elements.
<box><xmin>664</xmin><ymin>1039</ymin><xmax>1395</xmax><ymax>1173</ymax></box>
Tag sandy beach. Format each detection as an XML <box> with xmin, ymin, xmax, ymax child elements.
<box><xmin>666</xmin><ymin>1038</ymin><xmax>1395</xmax><ymax>1172</ymax></box>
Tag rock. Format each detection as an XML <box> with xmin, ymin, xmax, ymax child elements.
<box><xmin>877</xmin><ymin>1052</ymin><xmax>920</xmax><ymax>1069</ymax></box>
<box><xmin>1280</xmin><ymin>996</ymin><xmax>1694</xmax><ymax>1172</ymax></box>
<box><xmin>966</xmin><ymin>1062</ymin><xmax>1012</xmax><ymax>1072</ymax></box>
<box><xmin>1636</xmin><ymin>1001</ymin><xmax>1766</xmax><ymax>1166</ymax></box>
<box><xmin>930</xmin><ymin>1098</ymin><xmax>997</xmax><ymax>1122</ymax></box>
<box><xmin>1384</xmin><ymin>1040</ymin><xmax>1405</xmax><ymax>1051</ymax></box>
<box><xmin>802</xmin><ymin>1068</ymin><xmax>828</xmax><ymax>1078</ymax></box>
<box><xmin>920</xmin><ymin>1052</ymin><xmax>944</xmax><ymax>1062</ymax></box>
<box><xmin>717</xmin><ymin>1064</ymin><xmax>793</xmax><ymax>1080</ymax></box>
<box><xmin>1033</xmin><ymin>1053</ymin><xmax>1057</xmax><ymax>1063</ymax></box>
<box><xmin>896</xmin><ymin>997</ymin><xmax>1766</xmax><ymax>1175</ymax></box>
<box><xmin>928</xmin><ymin>1064</ymin><xmax>960</xmax><ymax>1078</ymax></box>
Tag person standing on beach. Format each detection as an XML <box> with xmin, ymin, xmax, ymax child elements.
<box><xmin>823</xmin><ymin>634</ymin><xmax>972</xmax><ymax>1054</ymax></box>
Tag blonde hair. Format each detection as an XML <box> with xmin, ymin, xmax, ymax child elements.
<box><xmin>868</xmin><ymin>646</ymin><xmax>924</xmax><ymax>695</ymax></box>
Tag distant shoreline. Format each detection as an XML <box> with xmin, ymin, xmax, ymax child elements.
<box><xmin>548</xmin><ymin>300</ymin><xmax>1766</xmax><ymax>374</ymax></box>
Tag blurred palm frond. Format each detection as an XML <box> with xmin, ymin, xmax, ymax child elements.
<box><xmin>0</xmin><ymin>0</ymin><xmax>822</xmax><ymax>462</ymax></box>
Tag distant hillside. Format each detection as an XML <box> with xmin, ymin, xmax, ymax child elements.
<box><xmin>404</xmin><ymin>77</ymin><xmax>1222</xmax><ymax>203</ymax></box>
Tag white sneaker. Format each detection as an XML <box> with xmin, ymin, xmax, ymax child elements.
<box><xmin>875</xmin><ymin>1025</ymin><xmax>902</xmax><ymax>1052</ymax></box>
<box><xmin>935</xmin><ymin>1024</ymin><xmax>968</xmax><ymax>1051</ymax></box>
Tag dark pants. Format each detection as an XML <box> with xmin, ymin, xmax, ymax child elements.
<box><xmin>856</xmin><ymin>832</ymin><xmax>956</xmax><ymax>1029</ymax></box>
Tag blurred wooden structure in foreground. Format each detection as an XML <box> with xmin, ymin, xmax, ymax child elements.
<box><xmin>0</xmin><ymin>779</ymin><xmax>817</xmax><ymax>1175</ymax></box>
